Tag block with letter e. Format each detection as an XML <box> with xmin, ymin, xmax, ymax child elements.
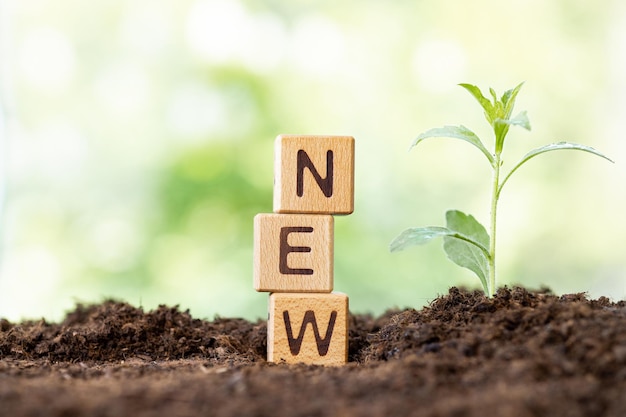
<box><xmin>254</xmin><ymin>213</ymin><xmax>333</xmax><ymax>293</ymax></box>
<box><xmin>274</xmin><ymin>135</ymin><xmax>354</xmax><ymax>215</ymax></box>
<box><xmin>268</xmin><ymin>292</ymin><xmax>348</xmax><ymax>365</ymax></box>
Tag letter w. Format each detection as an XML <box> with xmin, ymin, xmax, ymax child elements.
<box><xmin>282</xmin><ymin>310</ymin><xmax>337</xmax><ymax>356</ymax></box>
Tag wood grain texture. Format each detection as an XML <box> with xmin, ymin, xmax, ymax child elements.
<box><xmin>268</xmin><ymin>292</ymin><xmax>348</xmax><ymax>365</ymax></box>
<box><xmin>254</xmin><ymin>213</ymin><xmax>333</xmax><ymax>293</ymax></box>
<box><xmin>273</xmin><ymin>135</ymin><xmax>354</xmax><ymax>215</ymax></box>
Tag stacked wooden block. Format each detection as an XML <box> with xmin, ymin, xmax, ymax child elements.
<box><xmin>254</xmin><ymin>135</ymin><xmax>355</xmax><ymax>365</ymax></box>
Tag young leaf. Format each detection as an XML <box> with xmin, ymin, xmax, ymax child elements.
<box><xmin>493</xmin><ymin>83</ymin><xmax>526</xmax><ymax>154</ymax></box>
<box><xmin>501</xmin><ymin>82</ymin><xmax>525</xmax><ymax>119</ymax></box>
<box><xmin>459</xmin><ymin>83</ymin><xmax>495</xmax><ymax>124</ymax></box>
<box><xmin>498</xmin><ymin>141</ymin><xmax>615</xmax><ymax>196</ymax></box>
<box><xmin>442</xmin><ymin>210</ymin><xmax>491</xmax><ymax>294</ymax></box>
<box><xmin>390</xmin><ymin>227</ymin><xmax>457</xmax><ymax>252</ymax></box>
<box><xmin>390</xmin><ymin>225</ymin><xmax>490</xmax><ymax>254</ymax></box>
<box><xmin>493</xmin><ymin>110</ymin><xmax>531</xmax><ymax>154</ymax></box>
<box><xmin>410</xmin><ymin>125</ymin><xmax>495</xmax><ymax>167</ymax></box>
<box><xmin>489</xmin><ymin>88</ymin><xmax>498</xmax><ymax>104</ymax></box>
<box><xmin>495</xmin><ymin>111</ymin><xmax>531</xmax><ymax>131</ymax></box>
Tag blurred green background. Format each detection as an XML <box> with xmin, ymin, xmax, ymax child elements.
<box><xmin>0</xmin><ymin>0</ymin><xmax>624</xmax><ymax>322</ymax></box>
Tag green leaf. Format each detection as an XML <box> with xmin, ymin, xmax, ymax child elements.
<box><xmin>489</xmin><ymin>88</ymin><xmax>498</xmax><ymax>103</ymax></box>
<box><xmin>442</xmin><ymin>210</ymin><xmax>491</xmax><ymax>294</ymax></box>
<box><xmin>410</xmin><ymin>125</ymin><xmax>495</xmax><ymax>167</ymax></box>
<box><xmin>501</xmin><ymin>82</ymin><xmax>524</xmax><ymax>119</ymax></box>
<box><xmin>389</xmin><ymin>212</ymin><xmax>492</xmax><ymax>294</ymax></box>
<box><xmin>390</xmin><ymin>226</ymin><xmax>458</xmax><ymax>252</ymax></box>
<box><xmin>390</xmin><ymin>224</ymin><xmax>489</xmax><ymax>255</ymax></box>
<box><xmin>493</xmin><ymin>83</ymin><xmax>525</xmax><ymax>154</ymax></box>
<box><xmin>494</xmin><ymin>111</ymin><xmax>531</xmax><ymax>154</ymax></box>
<box><xmin>459</xmin><ymin>83</ymin><xmax>495</xmax><ymax>124</ymax></box>
<box><xmin>498</xmin><ymin>141</ymin><xmax>615</xmax><ymax>197</ymax></box>
<box><xmin>495</xmin><ymin>111</ymin><xmax>531</xmax><ymax>131</ymax></box>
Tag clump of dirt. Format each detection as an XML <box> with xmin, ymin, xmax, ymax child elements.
<box><xmin>1</xmin><ymin>287</ymin><xmax>625</xmax><ymax>417</ymax></box>
<box><xmin>1</xmin><ymin>301</ymin><xmax>267</xmax><ymax>363</ymax></box>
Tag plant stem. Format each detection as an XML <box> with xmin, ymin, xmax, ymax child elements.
<box><xmin>488</xmin><ymin>153</ymin><xmax>501</xmax><ymax>297</ymax></box>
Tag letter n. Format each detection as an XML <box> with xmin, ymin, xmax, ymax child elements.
<box><xmin>297</xmin><ymin>149</ymin><xmax>333</xmax><ymax>198</ymax></box>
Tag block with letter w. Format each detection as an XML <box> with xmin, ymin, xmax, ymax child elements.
<box><xmin>268</xmin><ymin>292</ymin><xmax>348</xmax><ymax>365</ymax></box>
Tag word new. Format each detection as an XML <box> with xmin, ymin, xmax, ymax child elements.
<box><xmin>254</xmin><ymin>134</ymin><xmax>354</xmax><ymax>365</ymax></box>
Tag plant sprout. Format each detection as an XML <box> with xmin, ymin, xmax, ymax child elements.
<box><xmin>390</xmin><ymin>82</ymin><xmax>613</xmax><ymax>297</ymax></box>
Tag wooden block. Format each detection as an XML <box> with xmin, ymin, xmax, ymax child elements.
<box><xmin>273</xmin><ymin>135</ymin><xmax>354</xmax><ymax>215</ymax></box>
<box><xmin>254</xmin><ymin>213</ymin><xmax>333</xmax><ymax>293</ymax></box>
<box><xmin>268</xmin><ymin>292</ymin><xmax>348</xmax><ymax>365</ymax></box>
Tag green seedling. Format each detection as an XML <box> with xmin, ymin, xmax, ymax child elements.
<box><xmin>390</xmin><ymin>82</ymin><xmax>613</xmax><ymax>297</ymax></box>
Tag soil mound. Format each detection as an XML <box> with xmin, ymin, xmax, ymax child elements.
<box><xmin>1</xmin><ymin>287</ymin><xmax>625</xmax><ymax>417</ymax></box>
<box><xmin>1</xmin><ymin>301</ymin><xmax>267</xmax><ymax>363</ymax></box>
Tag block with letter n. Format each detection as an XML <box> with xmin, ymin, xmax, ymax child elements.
<box><xmin>268</xmin><ymin>292</ymin><xmax>348</xmax><ymax>365</ymax></box>
<box><xmin>274</xmin><ymin>135</ymin><xmax>354</xmax><ymax>215</ymax></box>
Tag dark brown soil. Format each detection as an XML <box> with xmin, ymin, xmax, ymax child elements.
<box><xmin>1</xmin><ymin>287</ymin><xmax>625</xmax><ymax>417</ymax></box>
